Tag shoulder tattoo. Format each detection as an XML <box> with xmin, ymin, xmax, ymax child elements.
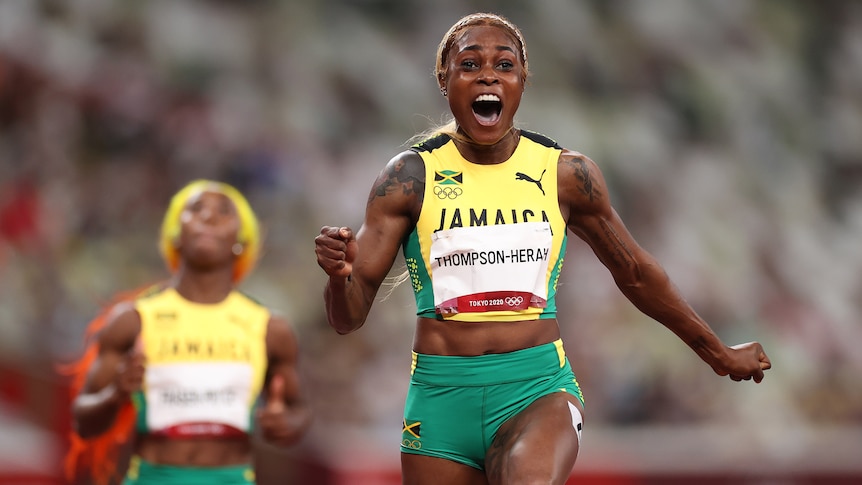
<box><xmin>572</xmin><ymin>158</ymin><xmax>595</xmax><ymax>200</ymax></box>
<box><xmin>369</xmin><ymin>156</ymin><xmax>426</xmax><ymax>204</ymax></box>
<box><xmin>563</xmin><ymin>156</ymin><xmax>596</xmax><ymax>202</ymax></box>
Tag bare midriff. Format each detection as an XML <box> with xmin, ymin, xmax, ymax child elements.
<box><xmin>136</xmin><ymin>436</ymin><xmax>251</xmax><ymax>466</ymax></box>
<box><xmin>413</xmin><ymin>317</ymin><xmax>561</xmax><ymax>356</ymax></box>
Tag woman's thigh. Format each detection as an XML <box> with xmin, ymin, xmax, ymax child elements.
<box><xmin>485</xmin><ymin>392</ymin><xmax>584</xmax><ymax>485</ymax></box>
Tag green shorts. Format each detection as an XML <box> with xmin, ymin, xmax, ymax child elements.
<box><xmin>401</xmin><ymin>339</ymin><xmax>584</xmax><ymax>470</ymax></box>
<box><xmin>123</xmin><ymin>455</ymin><xmax>255</xmax><ymax>485</ymax></box>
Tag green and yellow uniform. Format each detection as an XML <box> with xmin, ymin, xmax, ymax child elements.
<box><xmin>400</xmin><ymin>131</ymin><xmax>584</xmax><ymax>469</ymax></box>
<box><xmin>125</xmin><ymin>287</ymin><xmax>268</xmax><ymax>484</ymax></box>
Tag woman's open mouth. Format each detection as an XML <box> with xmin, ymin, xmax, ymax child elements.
<box><xmin>472</xmin><ymin>94</ymin><xmax>502</xmax><ymax>126</ymax></box>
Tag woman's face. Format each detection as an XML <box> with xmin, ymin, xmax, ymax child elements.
<box><xmin>177</xmin><ymin>190</ymin><xmax>241</xmax><ymax>269</ymax></box>
<box><xmin>443</xmin><ymin>25</ymin><xmax>525</xmax><ymax>145</ymax></box>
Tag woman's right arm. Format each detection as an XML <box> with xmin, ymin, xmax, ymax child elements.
<box><xmin>72</xmin><ymin>303</ymin><xmax>143</xmax><ymax>438</ymax></box>
<box><xmin>315</xmin><ymin>151</ymin><xmax>425</xmax><ymax>334</ymax></box>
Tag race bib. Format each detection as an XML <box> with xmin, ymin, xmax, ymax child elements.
<box><xmin>144</xmin><ymin>362</ymin><xmax>253</xmax><ymax>437</ymax></box>
<box><xmin>430</xmin><ymin>222</ymin><xmax>551</xmax><ymax>316</ymax></box>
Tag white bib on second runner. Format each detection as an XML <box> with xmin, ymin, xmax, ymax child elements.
<box><xmin>145</xmin><ymin>361</ymin><xmax>253</xmax><ymax>435</ymax></box>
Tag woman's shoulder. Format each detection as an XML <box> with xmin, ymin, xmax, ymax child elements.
<box><xmin>520</xmin><ymin>129</ymin><xmax>563</xmax><ymax>150</ymax></box>
<box><xmin>410</xmin><ymin>132</ymin><xmax>452</xmax><ymax>153</ymax></box>
<box><xmin>97</xmin><ymin>301</ymin><xmax>142</xmax><ymax>350</ymax></box>
<box><xmin>556</xmin><ymin>149</ymin><xmax>610</xmax><ymax>214</ymax></box>
<box><xmin>380</xmin><ymin>148</ymin><xmax>427</xmax><ymax>182</ymax></box>
<box><xmin>557</xmin><ymin>148</ymin><xmax>599</xmax><ymax>171</ymax></box>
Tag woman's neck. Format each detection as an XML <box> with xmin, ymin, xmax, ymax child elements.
<box><xmin>170</xmin><ymin>268</ymin><xmax>235</xmax><ymax>304</ymax></box>
<box><xmin>454</xmin><ymin>127</ymin><xmax>520</xmax><ymax>165</ymax></box>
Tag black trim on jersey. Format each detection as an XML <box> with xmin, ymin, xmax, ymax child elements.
<box><xmin>411</xmin><ymin>133</ymin><xmax>452</xmax><ymax>153</ymax></box>
<box><xmin>520</xmin><ymin>130</ymin><xmax>562</xmax><ymax>149</ymax></box>
<box><xmin>411</xmin><ymin>130</ymin><xmax>560</xmax><ymax>152</ymax></box>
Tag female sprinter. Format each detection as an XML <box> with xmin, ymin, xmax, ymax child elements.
<box><xmin>67</xmin><ymin>179</ymin><xmax>311</xmax><ymax>485</ymax></box>
<box><xmin>315</xmin><ymin>13</ymin><xmax>771</xmax><ymax>485</ymax></box>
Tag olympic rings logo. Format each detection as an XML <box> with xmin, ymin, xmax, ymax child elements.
<box><xmin>433</xmin><ymin>185</ymin><xmax>463</xmax><ymax>200</ymax></box>
<box><xmin>504</xmin><ymin>296</ymin><xmax>524</xmax><ymax>306</ymax></box>
<box><xmin>402</xmin><ymin>439</ymin><xmax>422</xmax><ymax>449</ymax></box>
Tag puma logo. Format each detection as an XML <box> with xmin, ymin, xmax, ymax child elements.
<box><xmin>228</xmin><ymin>314</ymin><xmax>247</xmax><ymax>327</ymax></box>
<box><xmin>515</xmin><ymin>169</ymin><xmax>546</xmax><ymax>195</ymax></box>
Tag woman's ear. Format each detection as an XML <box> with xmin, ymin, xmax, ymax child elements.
<box><xmin>438</xmin><ymin>72</ymin><xmax>447</xmax><ymax>97</ymax></box>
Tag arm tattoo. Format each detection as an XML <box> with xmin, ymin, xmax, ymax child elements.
<box><xmin>597</xmin><ymin>218</ymin><xmax>636</xmax><ymax>271</ymax></box>
<box><xmin>369</xmin><ymin>157</ymin><xmax>425</xmax><ymax>203</ymax></box>
<box><xmin>567</xmin><ymin>157</ymin><xmax>595</xmax><ymax>201</ymax></box>
<box><xmin>562</xmin><ymin>155</ymin><xmax>635</xmax><ymax>272</ymax></box>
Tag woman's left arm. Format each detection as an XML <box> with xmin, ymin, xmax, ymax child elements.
<box><xmin>558</xmin><ymin>151</ymin><xmax>771</xmax><ymax>382</ymax></box>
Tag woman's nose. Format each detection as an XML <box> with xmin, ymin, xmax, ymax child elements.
<box><xmin>478</xmin><ymin>67</ymin><xmax>498</xmax><ymax>84</ymax></box>
<box><xmin>199</xmin><ymin>207</ymin><xmax>215</xmax><ymax>222</ymax></box>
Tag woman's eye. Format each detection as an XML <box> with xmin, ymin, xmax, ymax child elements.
<box><xmin>498</xmin><ymin>60</ymin><xmax>513</xmax><ymax>70</ymax></box>
<box><xmin>461</xmin><ymin>60</ymin><xmax>478</xmax><ymax>69</ymax></box>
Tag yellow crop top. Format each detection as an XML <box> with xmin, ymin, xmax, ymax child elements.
<box><xmin>132</xmin><ymin>287</ymin><xmax>269</xmax><ymax>438</ymax></box>
<box><xmin>403</xmin><ymin>130</ymin><xmax>568</xmax><ymax>322</ymax></box>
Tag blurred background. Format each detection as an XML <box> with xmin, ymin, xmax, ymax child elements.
<box><xmin>1</xmin><ymin>0</ymin><xmax>861</xmax><ymax>483</ymax></box>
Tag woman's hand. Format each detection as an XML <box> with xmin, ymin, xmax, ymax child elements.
<box><xmin>315</xmin><ymin>226</ymin><xmax>357</xmax><ymax>278</ymax></box>
<box><xmin>713</xmin><ymin>341</ymin><xmax>772</xmax><ymax>383</ymax></box>
<box><xmin>257</xmin><ymin>375</ymin><xmax>307</xmax><ymax>446</ymax></box>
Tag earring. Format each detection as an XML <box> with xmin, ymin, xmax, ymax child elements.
<box><xmin>232</xmin><ymin>243</ymin><xmax>244</xmax><ymax>256</ymax></box>
<box><xmin>440</xmin><ymin>86</ymin><xmax>447</xmax><ymax>97</ymax></box>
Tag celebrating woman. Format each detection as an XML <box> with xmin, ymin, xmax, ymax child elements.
<box><xmin>315</xmin><ymin>12</ymin><xmax>771</xmax><ymax>485</ymax></box>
